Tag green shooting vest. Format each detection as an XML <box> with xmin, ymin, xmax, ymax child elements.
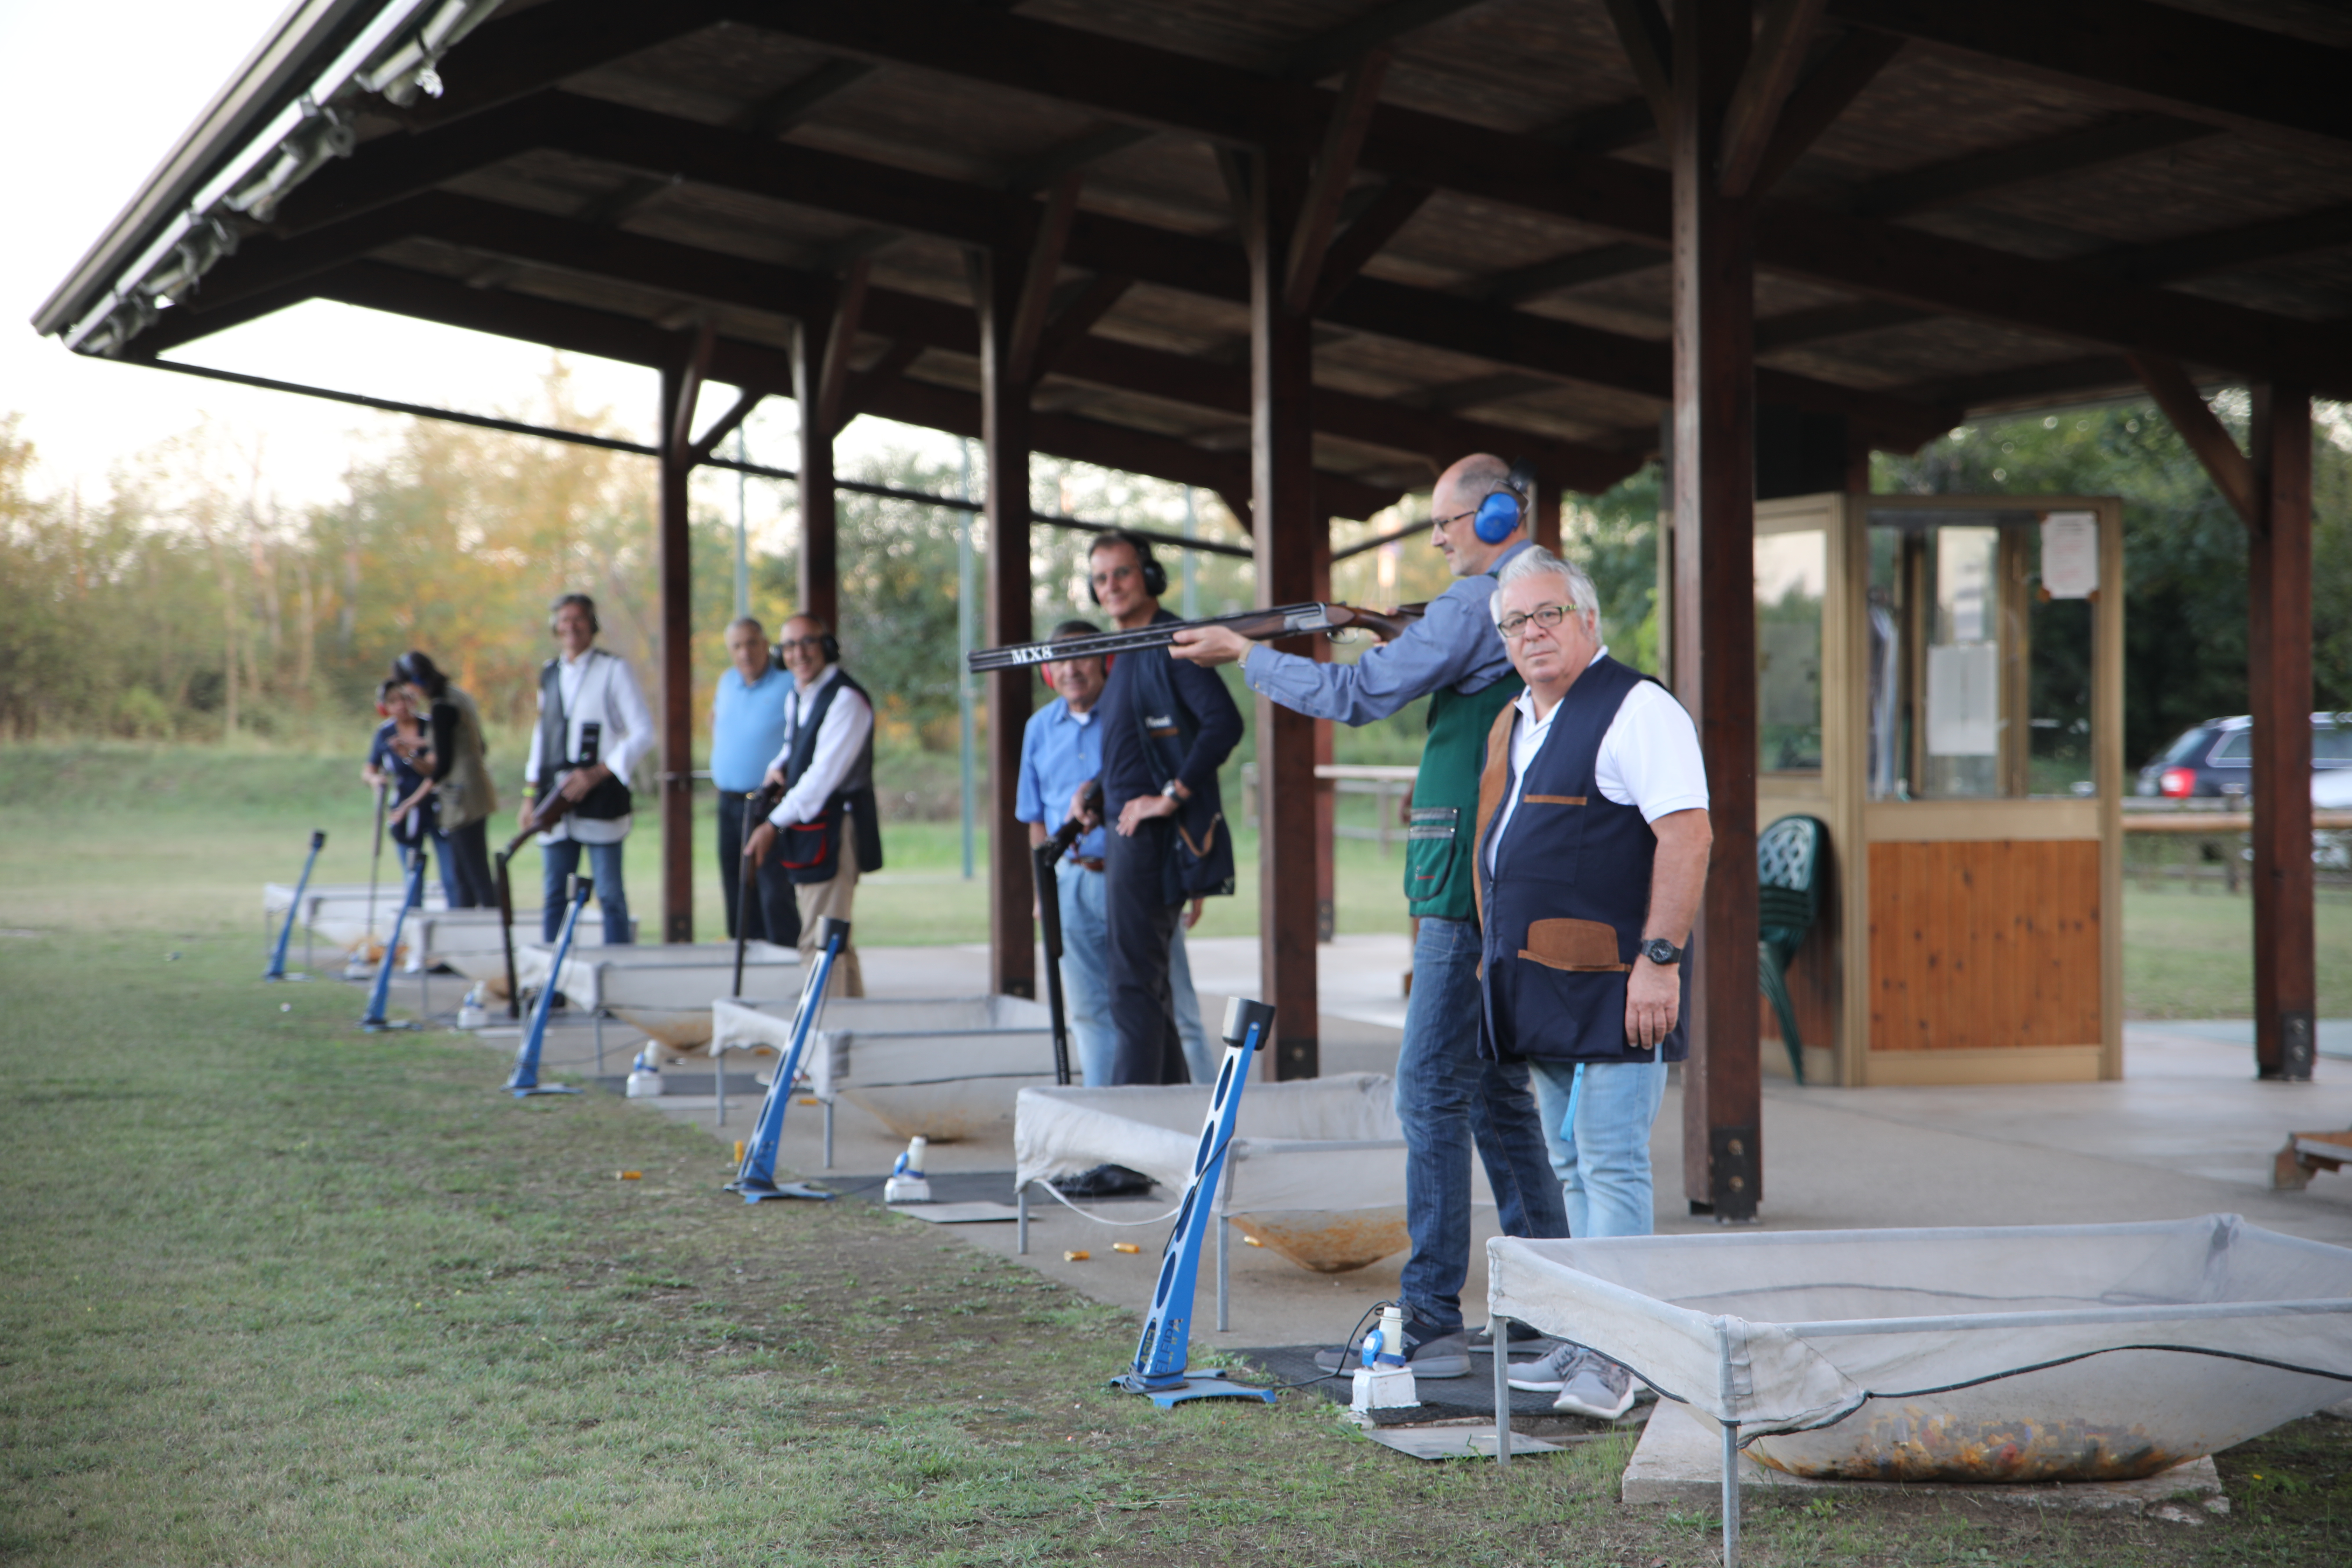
<box><xmin>1404</xmin><ymin>672</ymin><xmax>1522</xmax><ymax>922</ymax></box>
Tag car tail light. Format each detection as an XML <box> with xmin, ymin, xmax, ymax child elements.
<box><xmin>2160</xmin><ymin>768</ymin><xmax>2196</xmax><ymax>798</ymax></box>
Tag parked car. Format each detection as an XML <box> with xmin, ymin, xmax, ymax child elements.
<box><xmin>2136</xmin><ymin>713</ymin><xmax>2352</xmax><ymax>798</ymax></box>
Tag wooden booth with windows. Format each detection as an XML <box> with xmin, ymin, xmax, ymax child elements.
<box><xmin>1745</xmin><ymin>493</ymin><xmax>2126</xmax><ymax>1088</ymax></box>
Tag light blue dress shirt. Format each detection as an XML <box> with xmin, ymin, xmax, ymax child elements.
<box><xmin>1240</xmin><ymin>539</ymin><xmax>1530</xmax><ymax>722</ymax></box>
<box><xmin>710</xmin><ymin>665</ymin><xmax>794</xmax><ymax>793</ymax></box>
<box><xmin>1016</xmin><ymin>697</ymin><xmax>1108</xmax><ymax>861</ymax></box>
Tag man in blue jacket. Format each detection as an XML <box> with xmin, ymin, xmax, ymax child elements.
<box><xmin>1081</xmin><ymin>531</ymin><xmax>1242</xmax><ymax>1090</ymax></box>
<box><xmin>1477</xmin><ymin>547</ymin><xmax>1711</xmax><ymax>1419</ymax></box>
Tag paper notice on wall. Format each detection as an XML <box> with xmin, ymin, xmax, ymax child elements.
<box><xmin>1926</xmin><ymin>642</ymin><xmax>2000</xmax><ymax>756</ymax></box>
<box><xmin>2041</xmin><ymin>511</ymin><xmax>2099</xmax><ymax>598</ymax></box>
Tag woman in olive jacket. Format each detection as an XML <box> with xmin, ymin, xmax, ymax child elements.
<box><xmin>394</xmin><ymin>651</ymin><xmax>500</xmax><ymax>907</ymax></box>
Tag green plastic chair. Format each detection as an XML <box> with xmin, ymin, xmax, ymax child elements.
<box><xmin>1757</xmin><ymin>815</ymin><xmax>1829</xmax><ymax>1084</ymax></box>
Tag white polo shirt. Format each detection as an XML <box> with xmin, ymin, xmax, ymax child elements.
<box><xmin>1486</xmin><ymin>646</ymin><xmax>1710</xmax><ymax>875</ymax></box>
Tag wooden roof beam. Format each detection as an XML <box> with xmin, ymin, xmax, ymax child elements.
<box><xmin>718</xmin><ymin>1</ymin><xmax>2352</xmax><ymax>393</ymax></box>
<box><xmin>1304</xmin><ymin>179</ymin><xmax>1430</xmax><ymax>316</ymax></box>
<box><xmin>269</xmin><ymin>92</ymin><xmax>1956</xmax><ymax>437</ymax></box>
<box><xmin>2128</xmin><ymin>351</ymin><xmax>2257</xmax><ymax>526</ymax></box>
<box><xmin>1005</xmin><ymin>175</ymin><xmax>1082</xmax><ymax>386</ymax></box>
<box><xmin>1285</xmin><ymin>49</ymin><xmax>1390</xmax><ymax>316</ymax></box>
<box><xmin>1718</xmin><ymin>0</ymin><xmax>1829</xmax><ymax>198</ymax></box>
<box><xmin>194</xmin><ymin>192</ymin><xmax>1647</xmax><ymax>486</ymax></box>
<box><xmin>1824</xmin><ymin>0</ymin><xmax>2352</xmax><ymax>160</ymax></box>
<box><xmin>1276</xmin><ymin>0</ymin><xmax>1494</xmax><ymax>83</ymax></box>
<box><xmin>1600</xmin><ymin>0</ymin><xmax>1675</xmax><ymax>140</ymax></box>
<box><xmin>812</xmin><ymin>259</ymin><xmax>872</xmax><ymax>437</ymax></box>
<box><xmin>289</xmin><ymin>259</ymin><xmax>1385</xmax><ymax>509</ymax></box>
<box><xmin>1851</xmin><ymin>114</ymin><xmax>2218</xmax><ymax>220</ymax></box>
<box><xmin>1743</xmin><ymin>28</ymin><xmax>1905</xmax><ymax>196</ymax></box>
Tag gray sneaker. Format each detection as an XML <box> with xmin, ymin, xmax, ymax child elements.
<box><xmin>1553</xmin><ymin>1353</ymin><xmax>1636</xmax><ymax>1420</ymax></box>
<box><xmin>1312</xmin><ymin>1313</ymin><xmax>1472</xmax><ymax>1379</ymax></box>
<box><xmin>1505</xmin><ymin>1341</ymin><xmax>1589</xmax><ymax>1392</ymax></box>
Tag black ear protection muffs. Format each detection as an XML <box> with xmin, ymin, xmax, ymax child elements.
<box><xmin>820</xmin><ymin>631</ymin><xmax>841</xmax><ymax>664</ymax></box>
<box><xmin>1086</xmin><ymin>532</ymin><xmax>1168</xmax><ymax>605</ymax></box>
<box><xmin>549</xmin><ymin>594</ymin><xmax>600</xmax><ymax>636</ymax></box>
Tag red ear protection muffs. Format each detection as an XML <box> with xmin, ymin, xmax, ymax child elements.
<box><xmin>375</xmin><ymin>701</ymin><xmax>392</xmax><ymax>718</ymax></box>
<box><xmin>1041</xmin><ymin>664</ymin><xmax>1058</xmax><ymax>691</ymax></box>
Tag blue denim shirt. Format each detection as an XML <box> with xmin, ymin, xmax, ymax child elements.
<box><xmin>1017</xmin><ymin>697</ymin><xmax>1107</xmax><ymax>861</ymax></box>
<box><xmin>1239</xmin><ymin>539</ymin><xmax>1530</xmax><ymax>722</ymax></box>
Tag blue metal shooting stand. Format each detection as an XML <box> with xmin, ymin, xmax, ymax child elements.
<box><xmin>262</xmin><ymin>831</ymin><xmax>326</xmax><ymax>981</ymax></box>
<box><xmin>359</xmin><ymin>850</ymin><xmax>430</xmax><ymax>1031</ymax></box>
<box><xmin>1110</xmin><ymin>997</ymin><xmax>1282</xmax><ymax>1410</ymax></box>
<box><xmin>724</xmin><ymin>918</ymin><xmax>848</xmax><ymax>1203</ymax></box>
<box><xmin>505</xmin><ymin>877</ymin><xmax>593</xmax><ymax>1097</ymax></box>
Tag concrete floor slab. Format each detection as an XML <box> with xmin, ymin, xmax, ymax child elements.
<box><xmin>383</xmin><ymin>937</ymin><xmax>2352</xmax><ymax>1356</ymax></box>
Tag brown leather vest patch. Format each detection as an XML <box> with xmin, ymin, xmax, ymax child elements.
<box><xmin>1518</xmin><ymin>917</ymin><xmax>1631</xmax><ymax>973</ymax></box>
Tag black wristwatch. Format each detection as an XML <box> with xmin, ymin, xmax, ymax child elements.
<box><xmin>1638</xmin><ymin>937</ymin><xmax>1682</xmax><ymax>967</ymax></box>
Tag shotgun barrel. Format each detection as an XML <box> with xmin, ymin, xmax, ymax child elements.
<box><xmin>966</xmin><ymin>600</ymin><xmax>1424</xmax><ymax>673</ymax></box>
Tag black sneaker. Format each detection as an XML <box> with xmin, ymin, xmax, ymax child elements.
<box><xmin>1048</xmin><ymin>1163</ymin><xmax>1155</xmax><ymax>1199</ymax></box>
<box><xmin>1311</xmin><ymin>1311</ymin><xmax>1471</xmax><ymax>1379</ymax></box>
<box><xmin>1469</xmin><ymin>1318</ymin><xmax>1558</xmax><ymax>1354</ymax></box>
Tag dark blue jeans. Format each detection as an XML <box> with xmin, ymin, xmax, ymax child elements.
<box><xmin>1395</xmin><ymin>916</ymin><xmax>1567</xmax><ymax>1331</ymax></box>
<box><xmin>539</xmin><ymin>838</ymin><xmax>633</xmax><ymax>945</ymax></box>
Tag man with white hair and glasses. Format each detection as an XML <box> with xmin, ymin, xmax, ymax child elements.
<box><xmin>1476</xmin><ymin>547</ymin><xmax>1712</xmax><ymax>1420</ymax></box>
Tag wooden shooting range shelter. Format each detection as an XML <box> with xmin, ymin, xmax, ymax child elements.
<box><xmin>39</xmin><ymin>0</ymin><xmax>2346</xmax><ymax>1216</ymax></box>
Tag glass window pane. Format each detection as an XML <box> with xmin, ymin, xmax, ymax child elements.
<box><xmin>1756</xmin><ymin>530</ymin><xmax>1826</xmax><ymax>774</ymax></box>
<box><xmin>2210</xmin><ymin>729</ymin><xmax>2251</xmax><ymax>763</ymax></box>
<box><xmin>1923</xmin><ymin>526</ymin><xmax>2002</xmax><ymax>799</ymax></box>
<box><xmin>2316</xmin><ymin>724</ymin><xmax>2352</xmax><ymax>763</ymax></box>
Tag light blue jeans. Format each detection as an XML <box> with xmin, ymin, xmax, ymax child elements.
<box><xmin>1528</xmin><ymin>1056</ymin><xmax>1670</xmax><ymax>1239</ymax></box>
<box><xmin>1054</xmin><ymin>858</ymin><xmax>1209</xmax><ymax>1087</ymax></box>
<box><xmin>1396</xmin><ymin>916</ymin><xmax>1568</xmax><ymax>1332</ymax></box>
<box><xmin>539</xmin><ymin>837</ymin><xmax>633</xmax><ymax>946</ymax></box>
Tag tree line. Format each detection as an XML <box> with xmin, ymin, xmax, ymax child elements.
<box><xmin>3</xmin><ymin>366</ymin><xmax>2340</xmax><ymax>781</ymax></box>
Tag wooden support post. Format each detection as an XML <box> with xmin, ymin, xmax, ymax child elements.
<box><xmin>1672</xmin><ymin>0</ymin><xmax>1762</xmax><ymax>1218</ymax></box>
<box><xmin>973</xmin><ymin>249</ymin><xmax>1036</xmax><ymax>999</ymax></box>
<box><xmin>1313</xmin><ymin>521</ymin><xmax>1336</xmax><ymax>945</ymax></box>
<box><xmin>2250</xmin><ymin>384</ymin><xmax>2316</xmax><ymax>1080</ymax></box>
<box><xmin>1242</xmin><ymin>147</ymin><xmax>1322</xmax><ymax>1076</ymax></box>
<box><xmin>1534</xmin><ymin>480</ymin><xmax>1563</xmax><ymax>554</ymax></box>
<box><xmin>656</xmin><ymin>361</ymin><xmax>696</xmax><ymax>943</ymax></box>
<box><xmin>791</xmin><ymin>318</ymin><xmax>840</xmax><ymax>634</ymax></box>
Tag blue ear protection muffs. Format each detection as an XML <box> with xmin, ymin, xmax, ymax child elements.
<box><xmin>1473</xmin><ymin>463</ymin><xmax>1538</xmax><ymax>545</ymax></box>
<box><xmin>1086</xmin><ymin>532</ymin><xmax>1169</xmax><ymax>605</ymax></box>
<box><xmin>1472</xmin><ymin>488</ymin><xmax>1521</xmax><ymax>544</ymax></box>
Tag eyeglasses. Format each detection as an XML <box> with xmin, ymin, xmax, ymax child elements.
<box><xmin>776</xmin><ymin>637</ymin><xmax>824</xmax><ymax>653</ymax></box>
<box><xmin>1496</xmin><ymin>603</ymin><xmax>1577</xmax><ymax>641</ymax></box>
<box><xmin>1431</xmin><ymin>508</ymin><xmax>1479</xmax><ymax>531</ymax></box>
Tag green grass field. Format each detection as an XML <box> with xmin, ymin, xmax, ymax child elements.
<box><xmin>7</xmin><ymin>931</ymin><xmax>2347</xmax><ymax>1565</ymax></box>
<box><xmin>4</xmin><ymin>741</ymin><xmax>2349</xmax><ymax>1563</ymax></box>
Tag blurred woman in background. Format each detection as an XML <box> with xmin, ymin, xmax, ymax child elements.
<box><xmin>393</xmin><ymin>651</ymin><xmax>499</xmax><ymax>907</ymax></box>
<box><xmin>362</xmin><ymin>678</ymin><xmax>436</xmax><ymax>905</ymax></box>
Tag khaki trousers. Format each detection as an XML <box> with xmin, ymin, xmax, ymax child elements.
<box><xmin>794</xmin><ymin>826</ymin><xmax>864</xmax><ymax>997</ymax></box>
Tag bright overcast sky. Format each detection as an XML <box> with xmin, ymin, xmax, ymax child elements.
<box><xmin>0</xmin><ymin>0</ymin><xmax>957</xmax><ymax>524</ymax></box>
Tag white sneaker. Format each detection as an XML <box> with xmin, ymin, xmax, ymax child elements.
<box><xmin>1553</xmin><ymin>1354</ymin><xmax>1636</xmax><ymax>1420</ymax></box>
<box><xmin>1505</xmin><ymin>1342</ymin><xmax>1589</xmax><ymax>1393</ymax></box>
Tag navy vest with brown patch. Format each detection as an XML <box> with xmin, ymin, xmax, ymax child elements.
<box><xmin>1473</xmin><ymin>654</ymin><xmax>1693</xmax><ymax>1066</ymax></box>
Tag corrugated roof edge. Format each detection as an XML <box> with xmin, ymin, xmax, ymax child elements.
<box><xmin>31</xmin><ymin>0</ymin><xmax>390</xmax><ymax>339</ymax></box>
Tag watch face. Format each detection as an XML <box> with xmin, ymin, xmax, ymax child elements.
<box><xmin>1642</xmin><ymin>939</ymin><xmax>1678</xmax><ymax>965</ymax></box>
